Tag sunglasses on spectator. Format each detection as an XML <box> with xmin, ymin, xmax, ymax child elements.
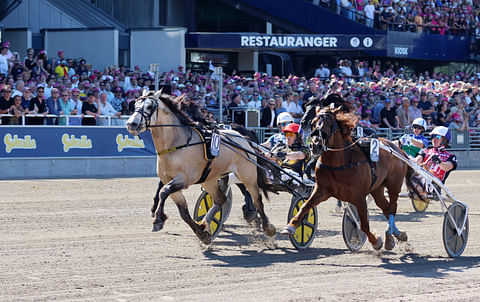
<box><xmin>4</xmin><ymin>90</ymin><xmax>12</xmax><ymax>93</ymax></box>
<box><xmin>61</xmin><ymin>94</ymin><xmax>68</xmax><ymax>97</ymax></box>
<box><xmin>269</xmin><ymin>103</ymin><xmax>275</xmax><ymax>106</ymax></box>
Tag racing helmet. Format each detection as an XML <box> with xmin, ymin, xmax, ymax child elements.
<box><xmin>282</xmin><ymin>122</ymin><xmax>300</xmax><ymax>134</ymax></box>
<box><xmin>277</xmin><ymin>112</ymin><xmax>293</xmax><ymax>126</ymax></box>
<box><xmin>431</xmin><ymin>126</ymin><xmax>451</xmax><ymax>143</ymax></box>
<box><xmin>412</xmin><ymin>118</ymin><xmax>427</xmax><ymax>131</ymax></box>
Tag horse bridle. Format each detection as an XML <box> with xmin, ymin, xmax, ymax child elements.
<box><xmin>313</xmin><ymin>110</ymin><xmax>338</xmax><ymax>152</ymax></box>
<box><xmin>133</xmin><ymin>95</ymin><xmax>159</xmax><ymax>130</ymax></box>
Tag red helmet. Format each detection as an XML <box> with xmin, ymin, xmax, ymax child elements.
<box><xmin>282</xmin><ymin>123</ymin><xmax>300</xmax><ymax>133</ymax></box>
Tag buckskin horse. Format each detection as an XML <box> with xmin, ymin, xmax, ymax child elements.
<box><xmin>282</xmin><ymin>105</ymin><xmax>423</xmax><ymax>250</ymax></box>
<box><xmin>126</xmin><ymin>91</ymin><xmax>275</xmax><ymax>244</ymax></box>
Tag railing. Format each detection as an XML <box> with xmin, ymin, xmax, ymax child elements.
<box><xmin>2</xmin><ymin>114</ymin><xmax>479</xmax><ymax>150</ymax></box>
<box><xmin>0</xmin><ymin>114</ymin><xmax>131</xmax><ymax>127</ymax></box>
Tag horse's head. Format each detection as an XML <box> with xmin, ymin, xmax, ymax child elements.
<box><xmin>310</xmin><ymin>106</ymin><xmax>357</xmax><ymax>156</ymax></box>
<box><xmin>126</xmin><ymin>90</ymin><xmax>162</xmax><ymax>135</ymax></box>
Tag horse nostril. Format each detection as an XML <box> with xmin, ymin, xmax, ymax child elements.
<box><xmin>128</xmin><ymin>121</ymin><xmax>138</xmax><ymax>127</ymax></box>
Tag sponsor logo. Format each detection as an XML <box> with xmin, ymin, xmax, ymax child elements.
<box><xmin>3</xmin><ymin>134</ymin><xmax>37</xmax><ymax>153</ymax></box>
<box><xmin>394</xmin><ymin>47</ymin><xmax>408</xmax><ymax>55</ymax></box>
<box><xmin>350</xmin><ymin>37</ymin><xmax>360</xmax><ymax>47</ymax></box>
<box><xmin>116</xmin><ymin>134</ymin><xmax>145</xmax><ymax>152</ymax></box>
<box><xmin>240</xmin><ymin>35</ymin><xmax>338</xmax><ymax>48</ymax></box>
<box><xmin>62</xmin><ymin>134</ymin><xmax>92</xmax><ymax>152</ymax></box>
<box><xmin>363</xmin><ymin>37</ymin><xmax>373</xmax><ymax>48</ymax></box>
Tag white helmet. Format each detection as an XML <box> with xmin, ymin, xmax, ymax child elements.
<box><xmin>277</xmin><ymin>112</ymin><xmax>293</xmax><ymax>125</ymax></box>
<box><xmin>412</xmin><ymin>118</ymin><xmax>427</xmax><ymax>131</ymax></box>
<box><xmin>431</xmin><ymin>126</ymin><xmax>451</xmax><ymax>143</ymax></box>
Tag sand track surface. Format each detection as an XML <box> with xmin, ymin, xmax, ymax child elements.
<box><xmin>1</xmin><ymin>171</ymin><xmax>480</xmax><ymax>301</ymax></box>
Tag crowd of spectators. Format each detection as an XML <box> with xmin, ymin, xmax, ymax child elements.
<box><xmin>311</xmin><ymin>0</ymin><xmax>480</xmax><ymax>39</ymax></box>
<box><xmin>1</xmin><ymin>40</ymin><xmax>480</xmax><ymax>132</ymax></box>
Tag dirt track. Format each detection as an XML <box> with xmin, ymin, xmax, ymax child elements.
<box><xmin>1</xmin><ymin>170</ymin><xmax>480</xmax><ymax>301</ymax></box>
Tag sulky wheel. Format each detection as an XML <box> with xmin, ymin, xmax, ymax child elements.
<box><xmin>287</xmin><ymin>194</ymin><xmax>318</xmax><ymax>249</ymax></box>
<box><xmin>442</xmin><ymin>202</ymin><xmax>469</xmax><ymax>258</ymax></box>
<box><xmin>342</xmin><ymin>203</ymin><xmax>367</xmax><ymax>252</ymax></box>
<box><xmin>411</xmin><ymin>197</ymin><xmax>429</xmax><ymax>212</ymax></box>
<box><xmin>193</xmin><ymin>186</ymin><xmax>232</xmax><ymax>239</ymax></box>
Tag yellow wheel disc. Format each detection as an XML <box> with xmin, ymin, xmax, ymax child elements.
<box><xmin>411</xmin><ymin>198</ymin><xmax>429</xmax><ymax>212</ymax></box>
<box><xmin>288</xmin><ymin>196</ymin><xmax>318</xmax><ymax>249</ymax></box>
<box><xmin>194</xmin><ymin>192</ymin><xmax>223</xmax><ymax>238</ymax></box>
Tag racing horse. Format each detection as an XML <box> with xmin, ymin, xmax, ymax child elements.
<box><xmin>126</xmin><ymin>90</ymin><xmax>275</xmax><ymax>244</ymax></box>
<box><xmin>282</xmin><ymin>105</ymin><xmax>423</xmax><ymax>250</ymax></box>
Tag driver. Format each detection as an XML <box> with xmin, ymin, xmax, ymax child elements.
<box><xmin>265</xmin><ymin>123</ymin><xmax>310</xmax><ymax>186</ymax></box>
<box><xmin>399</xmin><ymin>118</ymin><xmax>429</xmax><ymax>158</ymax></box>
<box><xmin>414</xmin><ymin>126</ymin><xmax>457</xmax><ymax>197</ymax></box>
<box><xmin>261</xmin><ymin>112</ymin><xmax>294</xmax><ymax>149</ymax></box>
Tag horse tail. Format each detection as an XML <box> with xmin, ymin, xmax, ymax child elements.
<box><xmin>380</xmin><ymin>138</ymin><xmax>425</xmax><ymax>200</ymax></box>
<box><xmin>230</xmin><ymin>123</ymin><xmax>259</xmax><ymax>143</ymax></box>
<box><xmin>256</xmin><ymin>156</ymin><xmax>271</xmax><ymax>201</ymax></box>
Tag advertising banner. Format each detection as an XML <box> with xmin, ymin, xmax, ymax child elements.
<box><xmin>0</xmin><ymin>127</ymin><xmax>156</xmax><ymax>158</ymax></box>
<box><xmin>186</xmin><ymin>33</ymin><xmax>386</xmax><ymax>51</ymax></box>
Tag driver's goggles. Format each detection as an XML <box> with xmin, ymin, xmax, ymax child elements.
<box><xmin>432</xmin><ymin>135</ymin><xmax>443</xmax><ymax>140</ymax></box>
<box><xmin>279</xmin><ymin>122</ymin><xmax>290</xmax><ymax>127</ymax></box>
<box><xmin>285</xmin><ymin>132</ymin><xmax>296</xmax><ymax>139</ymax></box>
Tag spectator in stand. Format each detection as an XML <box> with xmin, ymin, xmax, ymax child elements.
<box><xmin>58</xmin><ymin>88</ymin><xmax>73</xmax><ymax>125</ymax></box>
<box><xmin>449</xmin><ymin>112</ymin><xmax>466</xmax><ymax>131</ymax></box>
<box><xmin>409</xmin><ymin>97</ymin><xmax>423</xmax><ymax>120</ymax></box>
<box><xmin>55</xmin><ymin>60</ymin><xmax>69</xmax><ymax>80</ymax></box>
<box><xmin>0</xmin><ymin>47</ymin><xmax>10</xmax><ymax>76</ymax></box>
<box><xmin>98</xmin><ymin>92</ymin><xmax>121</xmax><ymax>126</ymax></box>
<box><xmin>364</xmin><ymin>0</ymin><xmax>376</xmax><ymax>28</ymax></box>
<box><xmin>396</xmin><ymin>96</ymin><xmax>413</xmax><ymax>128</ymax></box>
<box><xmin>28</xmin><ymin>86</ymin><xmax>48</xmax><ymax>125</ymax></box>
<box><xmin>69</xmin><ymin>88</ymin><xmax>83</xmax><ymax>126</ymax></box>
<box><xmin>0</xmin><ymin>85</ymin><xmax>13</xmax><ymax>125</ymax></box>
<box><xmin>46</xmin><ymin>88</ymin><xmax>62</xmax><ymax>125</ymax></box>
<box><xmin>110</xmin><ymin>87</ymin><xmax>124</xmax><ymax>113</ymax></box>
<box><xmin>8</xmin><ymin>95</ymin><xmax>25</xmax><ymax>125</ymax></box>
<box><xmin>302</xmin><ymin>82</ymin><xmax>318</xmax><ymax>106</ymax></box>
<box><xmin>247</xmin><ymin>91</ymin><xmax>262</xmax><ymax>108</ymax></box>
<box><xmin>21</xmin><ymin>87</ymin><xmax>33</xmax><ymax>112</ymax></box>
<box><xmin>260</xmin><ymin>98</ymin><xmax>277</xmax><ymax>128</ymax></box>
<box><xmin>380</xmin><ymin>98</ymin><xmax>399</xmax><ymax>129</ymax></box>
<box><xmin>82</xmin><ymin>91</ymin><xmax>100</xmax><ymax>126</ymax></box>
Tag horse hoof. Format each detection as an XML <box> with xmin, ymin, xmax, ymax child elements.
<box><xmin>152</xmin><ymin>223</ymin><xmax>164</xmax><ymax>232</ymax></box>
<box><xmin>385</xmin><ymin>231</ymin><xmax>395</xmax><ymax>251</ymax></box>
<box><xmin>242</xmin><ymin>205</ymin><xmax>257</xmax><ymax>223</ymax></box>
<box><xmin>280</xmin><ymin>224</ymin><xmax>296</xmax><ymax>236</ymax></box>
<box><xmin>263</xmin><ymin>224</ymin><xmax>276</xmax><ymax>237</ymax></box>
<box><xmin>372</xmin><ymin>235</ymin><xmax>383</xmax><ymax>250</ymax></box>
<box><xmin>200</xmin><ymin>233</ymin><xmax>212</xmax><ymax>245</ymax></box>
<box><xmin>395</xmin><ymin>231</ymin><xmax>408</xmax><ymax>242</ymax></box>
<box><xmin>151</xmin><ymin>212</ymin><xmax>155</xmax><ymax>218</ymax></box>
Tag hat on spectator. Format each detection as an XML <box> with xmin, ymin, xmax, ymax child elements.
<box><xmin>87</xmin><ymin>90</ymin><xmax>95</xmax><ymax>96</ymax></box>
<box><xmin>171</xmin><ymin>81</ymin><xmax>177</xmax><ymax>85</ymax></box>
<box><xmin>178</xmin><ymin>65</ymin><xmax>184</xmax><ymax>70</ymax></box>
<box><xmin>173</xmin><ymin>76</ymin><xmax>179</xmax><ymax>81</ymax></box>
<box><xmin>452</xmin><ymin>113</ymin><xmax>461</xmax><ymax>121</ymax></box>
<box><xmin>72</xmin><ymin>88</ymin><xmax>80</xmax><ymax>93</ymax></box>
<box><xmin>114</xmin><ymin>87</ymin><xmax>123</xmax><ymax>93</ymax></box>
<box><xmin>23</xmin><ymin>87</ymin><xmax>32</xmax><ymax>92</ymax></box>
<box><xmin>134</xmin><ymin>65</ymin><xmax>140</xmax><ymax>70</ymax></box>
<box><xmin>178</xmin><ymin>84</ymin><xmax>186</xmax><ymax>88</ymax></box>
<box><xmin>71</xmin><ymin>74</ymin><xmax>78</xmax><ymax>81</ymax></box>
<box><xmin>58</xmin><ymin>50</ymin><xmax>64</xmax><ymax>56</ymax></box>
<box><xmin>1</xmin><ymin>41</ymin><xmax>10</xmax><ymax>48</ymax></box>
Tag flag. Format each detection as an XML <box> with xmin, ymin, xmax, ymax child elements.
<box><xmin>209</xmin><ymin>60</ymin><xmax>215</xmax><ymax>72</ymax></box>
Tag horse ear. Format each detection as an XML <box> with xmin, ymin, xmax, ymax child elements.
<box><xmin>332</xmin><ymin>105</ymin><xmax>343</xmax><ymax>114</ymax></box>
<box><xmin>154</xmin><ymin>89</ymin><xmax>162</xmax><ymax>98</ymax></box>
<box><xmin>142</xmin><ymin>89</ymin><xmax>148</xmax><ymax>97</ymax></box>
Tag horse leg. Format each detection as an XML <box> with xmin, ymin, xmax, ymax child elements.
<box><xmin>236</xmin><ymin>175</ymin><xmax>276</xmax><ymax>236</ymax></box>
<box><xmin>386</xmin><ymin>182</ymin><xmax>408</xmax><ymax>242</ymax></box>
<box><xmin>354</xmin><ymin>197</ymin><xmax>383</xmax><ymax>250</ymax></box>
<box><xmin>370</xmin><ymin>185</ymin><xmax>406</xmax><ymax>251</ymax></box>
<box><xmin>169</xmin><ymin>191</ymin><xmax>212</xmax><ymax>245</ymax></box>
<box><xmin>281</xmin><ymin>185</ymin><xmax>329</xmax><ymax>235</ymax></box>
<box><xmin>200</xmin><ymin>180</ymin><xmax>228</xmax><ymax>235</ymax></box>
<box><xmin>236</xmin><ymin>183</ymin><xmax>257</xmax><ymax>222</ymax></box>
<box><xmin>151</xmin><ymin>180</ymin><xmax>164</xmax><ymax>217</ymax></box>
<box><xmin>152</xmin><ymin>177</ymin><xmax>184</xmax><ymax>232</ymax></box>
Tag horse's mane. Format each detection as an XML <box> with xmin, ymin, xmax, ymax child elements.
<box><xmin>335</xmin><ymin>111</ymin><xmax>358</xmax><ymax>136</ymax></box>
<box><xmin>155</xmin><ymin>93</ymin><xmax>197</xmax><ymax>126</ymax></box>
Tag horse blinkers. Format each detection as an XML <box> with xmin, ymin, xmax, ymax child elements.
<box><xmin>311</xmin><ymin>111</ymin><xmax>337</xmax><ymax>155</ymax></box>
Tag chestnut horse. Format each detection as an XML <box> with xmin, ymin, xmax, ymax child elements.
<box><xmin>282</xmin><ymin>106</ymin><xmax>422</xmax><ymax>250</ymax></box>
<box><xmin>126</xmin><ymin>91</ymin><xmax>275</xmax><ymax>244</ymax></box>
